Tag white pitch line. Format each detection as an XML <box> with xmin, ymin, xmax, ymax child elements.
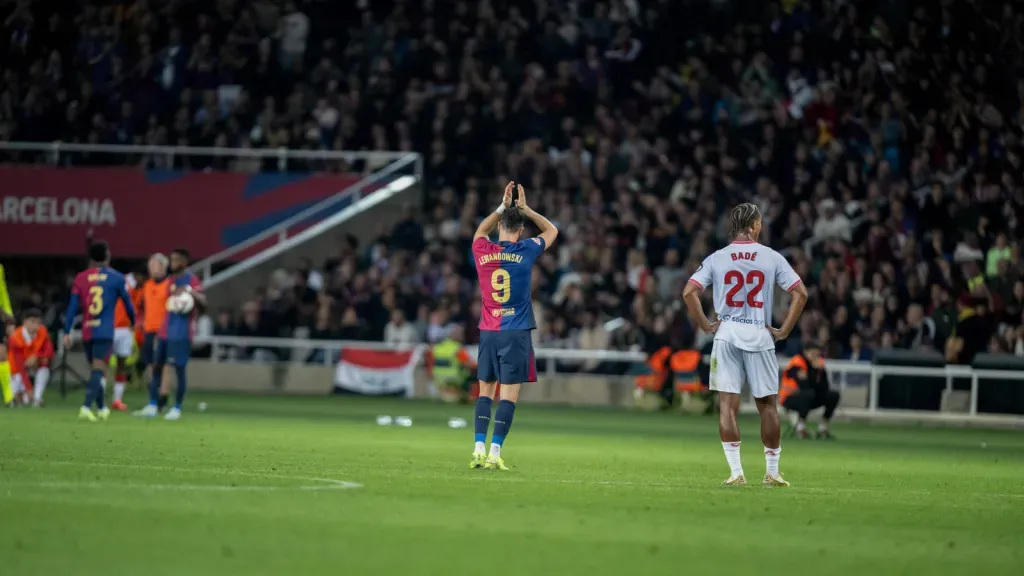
<box><xmin>0</xmin><ymin>459</ymin><xmax>362</xmax><ymax>491</ymax></box>
<box><xmin>462</xmin><ymin>475</ymin><xmax>1024</xmax><ymax>499</ymax></box>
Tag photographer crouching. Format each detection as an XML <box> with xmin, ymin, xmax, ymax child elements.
<box><xmin>779</xmin><ymin>341</ymin><xmax>839</xmax><ymax>439</ymax></box>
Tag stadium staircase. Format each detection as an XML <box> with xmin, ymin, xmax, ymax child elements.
<box><xmin>192</xmin><ymin>152</ymin><xmax>422</xmax><ymax>309</ymax></box>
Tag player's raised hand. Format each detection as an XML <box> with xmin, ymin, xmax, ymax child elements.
<box><xmin>515</xmin><ymin>183</ymin><xmax>528</xmax><ymax>210</ymax></box>
<box><xmin>503</xmin><ymin>181</ymin><xmax>514</xmax><ymax>209</ymax></box>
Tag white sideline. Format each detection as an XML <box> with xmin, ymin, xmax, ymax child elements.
<box><xmin>3</xmin><ymin>458</ymin><xmax>363</xmax><ymax>491</ymax></box>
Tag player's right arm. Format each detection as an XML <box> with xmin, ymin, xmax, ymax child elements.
<box><xmin>767</xmin><ymin>252</ymin><xmax>808</xmax><ymax>342</ymax></box>
<box><xmin>63</xmin><ymin>277</ymin><xmax>82</xmax><ymax>348</ymax></box>
<box><xmin>514</xmin><ymin>184</ymin><xmax>558</xmax><ymax>249</ymax></box>
<box><xmin>683</xmin><ymin>256</ymin><xmax>718</xmax><ymax>334</ymax></box>
<box><xmin>473</xmin><ymin>181</ymin><xmax>514</xmax><ymax>239</ymax></box>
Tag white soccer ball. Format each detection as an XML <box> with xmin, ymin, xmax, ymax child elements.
<box><xmin>166</xmin><ymin>291</ymin><xmax>195</xmax><ymax>314</ymax></box>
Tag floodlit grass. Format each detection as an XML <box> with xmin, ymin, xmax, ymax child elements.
<box><xmin>1</xmin><ymin>393</ymin><xmax>1022</xmax><ymax>575</ymax></box>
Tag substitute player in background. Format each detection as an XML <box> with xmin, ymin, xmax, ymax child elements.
<box><xmin>63</xmin><ymin>241</ymin><xmax>137</xmax><ymax>421</ymax></box>
<box><xmin>136</xmin><ymin>248</ymin><xmax>204</xmax><ymax>421</ymax></box>
<box><xmin>0</xmin><ymin>263</ymin><xmax>13</xmax><ymax>406</ymax></box>
<box><xmin>469</xmin><ymin>182</ymin><xmax>558</xmax><ymax>471</ymax></box>
<box><xmin>8</xmin><ymin>309</ymin><xmax>54</xmax><ymax>406</ymax></box>
<box><xmin>683</xmin><ymin>204</ymin><xmax>807</xmax><ymax>487</ymax></box>
<box><xmin>109</xmin><ymin>270</ymin><xmax>144</xmax><ymax>411</ymax></box>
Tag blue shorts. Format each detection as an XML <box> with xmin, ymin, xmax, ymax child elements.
<box><xmin>154</xmin><ymin>339</ymin><xmax>191</xmax><ymax>367</ymax></box>
<box><xmin>477</xmin><ymin>330</ymin><xmax>536</xmax><ymax>384</ymax></box>
<box><xmin>141</xmin><ymin>332</ymin><xmax>158</xmax><ymax>366</ymax></box>
<box><xmin>83</xmin><ymin>339</ymin><xmax>113</xmax><ymax>365</ymax></box>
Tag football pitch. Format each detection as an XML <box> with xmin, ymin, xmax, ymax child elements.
<box><xmin>1</xmin><ymin>394</ymin><xmax>1022</xmax><ymax>576</ymax></box>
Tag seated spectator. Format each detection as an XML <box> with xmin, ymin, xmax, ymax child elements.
<box><xmin>384</xmin><ymin>309</ymin><xmax>419</xmax><ymax>346</ymax></box>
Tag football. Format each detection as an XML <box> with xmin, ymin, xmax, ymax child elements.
<box><xmin>166</xmin><ymin>291</ymin><xmax>195</xmax><ymax>314</ymax></box>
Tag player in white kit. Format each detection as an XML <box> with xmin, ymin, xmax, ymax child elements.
<box><xmin>683</xmin><ymin>204</ymin><xmax>808</xmax><ymax>487</ymax></box>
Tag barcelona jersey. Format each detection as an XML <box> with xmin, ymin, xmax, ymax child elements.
<box><xmin>472</xmin><ymin>236</ymin><xmax>545</xmax><ymax>331</ymax></box>
<box><xmin>65</xmin><ymin>267</ymin><xmax>136</xmax><ymax>340</ymax></box>
<box><xmin>159</xmin><ymin>272</ymin><xmax>202</xmax><ymax>341</ymax></box>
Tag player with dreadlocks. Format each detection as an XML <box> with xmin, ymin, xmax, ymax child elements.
<box><xmin>682</xmin><ymin>203</ymin><xmax>808</xmax><ymax>486</ymax></box>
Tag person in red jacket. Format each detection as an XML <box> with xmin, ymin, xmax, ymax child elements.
<box><xmin>8</xmin><ymin>309</ymin><xmax>55</xmax><ymax>406</ymax></box>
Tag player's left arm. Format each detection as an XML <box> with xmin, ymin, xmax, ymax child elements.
<box><xmin>683</xmin><ymin>256</ymin><xmax>717</xmax><ymax>333</ymax></box>
<box><xmin>187</xmin><ymin>276</ymin><xmax>207</xmax><ymax>311</ymax></box>
<box><xmin>515</xmin><ymin>184</ymin><xmax>558</xmax><ymax>249</ymax></box>
<box><xmin>768</xmin><ymin>253</ymin><xmax>808</xmax><ymax>341</ymax></box>
<box><xmin>473</xmin><ymin>181</ymin><xmax>514</xmax><ymax>239</ymax></box>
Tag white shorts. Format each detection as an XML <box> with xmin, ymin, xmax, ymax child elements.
<box><xmin>11</xmin><ymin>373</ymin><xmax>25</xmax><ymax>393</ymax></box>
<box><xmin>113</xmin><ymin>328</ymin><xmax>134</xmax><ymax>358</ymax></box>
<box><xmin>709</xmin><ymin>339</ymin><xmax>780</xmax><ymax>399</ymax></box>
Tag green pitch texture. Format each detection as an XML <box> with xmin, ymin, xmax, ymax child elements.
<box><xmin>1</xmin><ymin>394</ymin><xmax>1022</xmax><ymax>576</ymax></box>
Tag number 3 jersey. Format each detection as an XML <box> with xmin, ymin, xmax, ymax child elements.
<box><xmin>472</xmin><ymin>236</ymin><xmax>545</xmax><ymax>331</ymax></box>
<box><xmin>688</xmin><ymin>240</ymin><xmax>803</xmax><ymax>352</ymax></box>
<box><xmin>68</xmin><ymin>266</ymin><xmax>136</xmax><ymax>341</ymax></box>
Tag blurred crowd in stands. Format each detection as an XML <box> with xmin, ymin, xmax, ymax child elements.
<box><xmin>5</xmin><ymin>0</ymin><xmax>1024</xmax><ymax>366</ymax></box>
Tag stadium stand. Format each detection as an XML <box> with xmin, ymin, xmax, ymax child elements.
<box><xmin>2</xmin><ymin>0</ymin><xmax>1024</xmax><ymax>370</ymax></box>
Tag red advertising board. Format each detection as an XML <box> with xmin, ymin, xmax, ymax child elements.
<box><xmin>0</xmin><ymin>167</ymin><xmax>360</xmax><ymax>257</ymax></box>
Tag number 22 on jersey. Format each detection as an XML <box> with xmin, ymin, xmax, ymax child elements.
<box><xmin>724</xmin><ymin>270</ymin><xmax>764</xmax><ymax>308</ymax></box>
<box><xmin>491</xmin><ymin>269</ymin><xmax>511</xmax><ymax>303</ymax></box>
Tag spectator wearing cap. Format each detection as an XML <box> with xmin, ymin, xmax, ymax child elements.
<box><xmin>779</xmin><ymin>341</ymin><xmax>839</xmax><ymax>440</ymax></box>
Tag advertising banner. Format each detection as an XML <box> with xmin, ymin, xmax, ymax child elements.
<box><xmin>0</xmin><ymin>167</ymin><xmax>360</xmax><ymax>257</ymax></box>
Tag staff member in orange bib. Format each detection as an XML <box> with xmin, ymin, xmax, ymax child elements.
<box><xmin>139</xmin><ymin>253</ymin><xmax>171</xmax><ymax>408</ymax></box>
<box><xmin>780</xmin><ymin>341</ymin><xmax>839</xmax><ymax>439</ymax></box>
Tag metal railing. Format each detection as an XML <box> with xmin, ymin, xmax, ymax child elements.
<box><xmin>58</xmin><ymin>330</ymin><xmax>1023</xmax><ymax>424</ymax></box>
<box><xmin>0</xmin><ymin>141</ymin><xmax>410</xmax><ymax>171</ymax></box>
<box><xmin>196</xmin><ymin>335</ymin><xmax>1024</xmax><ymax>423</ymax></box>
<box><xmin>190</xmin><ymin>153</ymin><xmax>420</xmax><ymax>285</ymax></box>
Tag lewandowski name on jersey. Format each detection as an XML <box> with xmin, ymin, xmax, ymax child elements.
<box><xmin>472</xmin><ymin>236</ymin><xmax>545</xmax><ymax>331</ymax></box>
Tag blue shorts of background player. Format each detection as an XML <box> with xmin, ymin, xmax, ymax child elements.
<box><xmin>140</xmin><ymin>332</ymin><xmax>158</xmax><ymax>367</ymax></box>
<box><xmin>476</xmin><ymin>330</ymin><xmax>537</xmax><ymax>385</ymax></box>
<box><xmin>154</xmin><ymin>339</ymin><xmax>191</xmax><ymax>368</ymax></box>
<box><xmin>83</xmin><ymin>339</ymin><xmax>114</xmax><ymax>365</ymax></box>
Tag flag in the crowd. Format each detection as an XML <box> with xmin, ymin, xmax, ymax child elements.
<box><xmin>334</xmin><ymin>348</ymin><xmax>423</xmax><ymax>396</ymax></box>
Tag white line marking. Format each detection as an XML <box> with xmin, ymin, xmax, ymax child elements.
<box><xmin>462</xmin><ymin>476</ymin><xmax>1024</xmax><ymax>499</ymax></box>
<box><xmin>1</xmin><ymin>459</ymin><xmax>362</xmax><ymax>491</ymax></box>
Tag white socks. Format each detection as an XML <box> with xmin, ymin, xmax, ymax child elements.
<box><xmin>764</xmin><ymin>446</ymin><xmax>781</xmax><ymax>477</ymax></box>
<box><xmin>489</xmin><ymin>443</ymin><xmax>501</xmax><ymax>458</ymax></box>
<box><xmin>33</xmin><ymin>367</ymin><xmax>50</xmax><ymax>404</ymax></box>
<box><xmin>722</xmin><ymin>442</ymin><xmax>744</xmax><ymax>477</ymax></box>
<box><xmin>114</xmin><ymin>382</ymin><xmax>125</xmax><ymax>402</ymax></box>
<box><xmin>474</xmin><ymin>441</ymin><xmax>486</xmax><ymax>454</ymax></box>
<box><xmin>723</xmin><ymin>442</ymin><xmax>783</xmax><ymax>477</ymax></box>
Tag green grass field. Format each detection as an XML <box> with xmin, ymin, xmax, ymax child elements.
<box><xmin>1</xmin><ymin>393</ymin><xmax>1023</xmax><ymax>576</ymax></box>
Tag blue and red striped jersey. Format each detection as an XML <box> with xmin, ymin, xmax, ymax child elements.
<box><xmin>159</xmin><ymin>272</ymin><xmax>203</xmax><ymax>341</ymax></box>
<box><xmin>64</xmin><ymin>267</ymin><xmax>136</xmax><ymax>340</ymax></box>
<box><xmin>472</xmin><ymin>236</ymin><xmax>545</xmax><ymax>331</ymax></box>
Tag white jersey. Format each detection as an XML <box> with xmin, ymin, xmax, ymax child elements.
<box><xmin>688</xmin><ymin>241</ymin><xmax>802</xmax><ymax>352</ymax></box>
